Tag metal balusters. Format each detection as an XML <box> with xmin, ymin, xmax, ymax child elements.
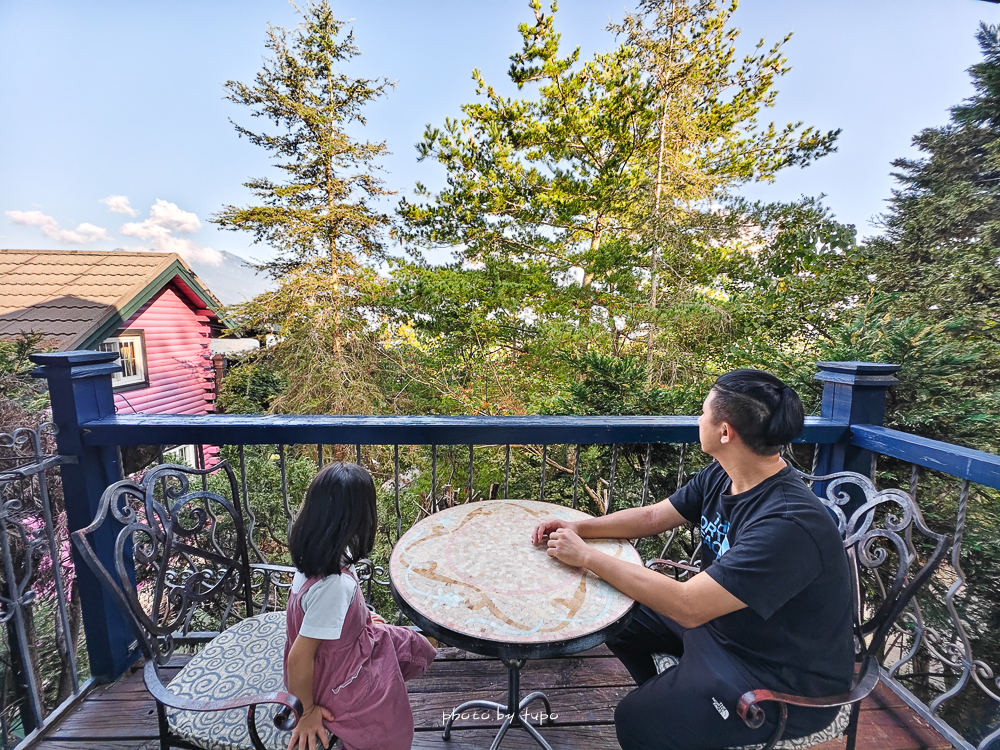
<box><xmin>504</xmin><ymin>445</ymin><xmax>510</xmax><ymax>500</ymax></box>
<box><xmin>0</xmin><ymin>495</ymin><xmax>45</xmax><ymax>729</ymax></box>
<box><xmin>116</xmin><ymin>444</ymin><xmax>125</xmax><ymax>481</ymax></box>
<box><xmin>660</xmin><ymin>445</ymin><xmax>689</xmax><ymax>559</ymax></box>
<box><xmin>31</xmin><ymin>428</ymin><xmax>78</xmax><ymax>693</ymax></box>
<box><xmin>539</xmin><ymin>445</ymin><xmax>547</xmax><ymax>502</ymax></box>
<box><xmin>640</xmin><ymin>444</ymin><xmax>652</xmax><ymax>507</ymax></box>
<box><xmin>156</xmin><ymin>447</ymin><xmax>167</xmax><ymax>499</ymax></box>
<box><xmin>0</xmin><ymin>425</ymin><xmax>71</xmax><ymax>731</ymax></box>
<box><xmin>572</xmin><ymin>445</ymin><xmax>580</xmax><ymax>510</ymax></box>
<box><xmin>394</xmin><ymin>445</ymin><xmax>402</xmax><ymax>541</ymax></box>
<box><xmin>606</xmin><ymin>444</ymin><xmax>618</xmax><ymax>515</ymax></box>
<box><xmin>317</xmin><ymin>444</ymin><xmax>324</xmax><ymax>468</ymax></box>
<box><xmin>237</xmin><ymin>445</ymin><xmax>260</xmax><ymax>562</ymax></box>
<box><xmin>356</xmin><ymin>444</ymin><xmax>361</xmax><ymax>464</ymax></box>
<box><xmin>467</xmin><ymin>445</ymin><xmax>474</xmax><ymax>503</ymax></box>
<box><xmin>431</xmin><ymin>444</ymin><xmax>437</xmax><ymax>513</ymax></box>
<box><xmin>929</xmin><ymin>480</ymin><xmax>973</xmax><ymax>716</ymax></box>
<box><xmin>279</xmin><ymin>445</ymin><xmax>292</xmax><ymax>540</ymax></box>
<box><xmin>196</xmin><ymin>444</ymin><xmax>207</xmax><ymax>490</ymax></box>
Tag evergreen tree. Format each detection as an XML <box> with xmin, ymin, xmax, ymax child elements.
<box><xmin>213</xmin><ymin>0</ymin><xmax>393</xmax><ymax>353</ymax></box>
<box><xmin>856</xmin><ymin>22</ymin><xmax>1000</xmax><ymax>451</ymax></box>
<box><xmin>395</xmin><ymin>0</ymin><xmax>838</xmax><ymax>409</ymax></box>
<box><xmin>611</xmin><ymin>0</ymin><xmax>839</xmax><ymax>376</ymax></box>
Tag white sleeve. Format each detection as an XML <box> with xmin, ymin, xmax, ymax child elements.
<box><xmin>299</xmin><ymin>573</ymin><xmax>358</xmax><ymax>640</ymax></box>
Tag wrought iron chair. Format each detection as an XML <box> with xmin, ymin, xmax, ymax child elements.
<box><xmin>645</xmin><ymin>469</ymin><xmax>949</xmax><ymax>750</ymax></box>
<box><xmin>71</xmin><ymin>461</ymin><xmax>307</xmax><ymax>750</ymax></box>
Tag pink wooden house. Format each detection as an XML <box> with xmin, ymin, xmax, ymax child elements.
<box><xmin>0</xmin><ymin>250</ymin><xmax>232</xmax><ymax>461</ymax></box>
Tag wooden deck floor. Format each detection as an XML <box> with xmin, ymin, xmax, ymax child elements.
<box><xmin>31</xmin><ymin>646</ymin><xmax>952</xmax><ymax>750</ymax></box>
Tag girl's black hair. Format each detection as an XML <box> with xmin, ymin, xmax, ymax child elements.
<box><xmin>288</xmin><ymin>462</ymin><xmax>378</xmax><ymax>578</ymax></box>
<box><xmin>710</xmin><ymin>369</ymin><xmax>805</xmax><ymax>456</ymax></box>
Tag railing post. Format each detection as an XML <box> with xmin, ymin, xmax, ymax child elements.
<box><xmin>813</xmin><ymin>361</ymin><xmax>901</xmax><ymax>483</ymax></box>
<box><xmin>30</xmin><ymin>351</ymin><xmax>137</xmax><ymax>682</ymax></box>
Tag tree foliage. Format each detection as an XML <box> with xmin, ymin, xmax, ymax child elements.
<box><xmin>213</xmin><ymin>0</ymin><xmax>394</xmax><ymax>282</ymax></box>
<box><xmin>394</xmin><ymin>0</ymin><xmax>840</xmax><ymax>409</ymax></box>
<box><xmin>843</xmin><ymin>22</ymin><xmax>1000</xmax><ymax>452</ymax></box>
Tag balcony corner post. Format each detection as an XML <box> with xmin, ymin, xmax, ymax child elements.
<box><xmin>30</xmin><ymin>350</ymin><xmax>137</xmax><ymax>682</ymax></box>
<box><xmin>812</xmin><ymin>361</ymin><xmax>901</xmax><ymax>486</ymax></box>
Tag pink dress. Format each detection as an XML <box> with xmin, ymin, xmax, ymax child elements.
<box><xmin>284</xmin><ymin>569</ymin><xmax>436</xmax><ymax>750</ymax></box>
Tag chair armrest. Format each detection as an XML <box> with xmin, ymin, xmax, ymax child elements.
<box><xmin>645</xmin><ymin>559</ymin><xmax>701</xmax><ymax>576</ymax></box>
<box><xmin>736</xmin><ymin>658</ymin><xmax>879</xmax><ymax>729</ymax></box>
<box><xmin>143</xmin><ymin>660</ymin><xmax>302</xmax><ymax>731</ymax></box>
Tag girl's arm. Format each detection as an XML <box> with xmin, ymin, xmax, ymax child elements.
<box><xmin>286</xmin><ymin>634</ymin><xmax>335</xmax><ymax>750</ymax></box>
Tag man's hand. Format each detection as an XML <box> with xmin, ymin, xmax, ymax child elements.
<box><xmin>370</xmin><ymin>611</ymin><xmax>387</xmax><ymax>626</ymax></box>
<box><xmin>545</xmin><ymin>527</ymin><xmax>592</xmax><ymax>568</ymax></box>
<box><xmin>532</xmin><ymin>518</ymin><xmax>577</xmax><ymax>545</ymax></box>
<box><xmin>287</xmin><ymin>704</ymin><xmax>334</xmax><ymax>750</ymax></box>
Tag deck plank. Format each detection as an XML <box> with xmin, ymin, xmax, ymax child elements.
<box><xmin>412</xmin><ymin>685</ymin><xmax>629</xmax><ymax>728</ymax></box>
<box><xmin>409</xmin><ymin>655</ymin><xmax>634</xmax><ymax>693</ymax></box>
<box><xmin>412</xmin><ymin>724</ymin><xmax>619</xmax><ymax>748</ymax></box>
<box><xmin>31</xmin><ymin>647</ymin><xmax>955</xmax><ymax>750</ymax></box>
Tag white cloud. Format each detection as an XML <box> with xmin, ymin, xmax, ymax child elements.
<box><xmin>120</xmin><ymin>199</ymin><xmax>222</xmax><ymax>266</ymax></box>
<box><xmin>99</xmin><ymin>194</ymin><xmax>138</xmax><ymax>217</ymax></box>
<box><xmin>5</xmin><ymin>210</ymin><xmax>111</xmax><ymax>244</ymax></box>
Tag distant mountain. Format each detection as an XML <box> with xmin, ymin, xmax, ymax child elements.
<box><xmin>189</xmin><ymin>251</ymin><xmax>274</xmax><ymax>305</ymax></box>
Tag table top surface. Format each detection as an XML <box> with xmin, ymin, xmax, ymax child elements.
<box><xmin>389</xmin><ymin>499</ymin><xmax>641</xmax><ymax>649</ymax></box>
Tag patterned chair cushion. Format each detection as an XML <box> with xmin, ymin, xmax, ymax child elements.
<box><xmin>651</xmin><ymin>652</ymin><xmax>679</xmax><ymax>674</ymax></box>
<box><xmin>651</xmin><ymin>652</ymin><xmax>853</xmax><ymax>750</ymax></box>
<box><xmin>165</xmin><ymin>611</ymin><xmax>292</xmax><ymax>750</ymax></box>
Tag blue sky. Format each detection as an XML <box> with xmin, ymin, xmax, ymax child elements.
<box><xmin>1</xmin><ymin>0</ymin><xmax>996</xmax><ymax>272</ymax></box>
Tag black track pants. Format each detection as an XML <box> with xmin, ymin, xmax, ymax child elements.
<box><xmin>606</xmin><ymin>605</ymin><xmax>836</xmax><ymax>750</ymax></box>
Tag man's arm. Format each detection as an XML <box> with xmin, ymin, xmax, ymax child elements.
<box><xmin>545</xmin><ymin>528</ymin><xmax>746</xmax><ymax>629</ymax></box>
<box><xmin>531</xmin><ymin>498</ymin><xmax>688</xmax><ymax>544</ymax></box>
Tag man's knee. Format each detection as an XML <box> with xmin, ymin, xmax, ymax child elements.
<box><xmin>615</xmin><ymin>686</ymin><xmax>679</xmax><ymax>750</ymax></box>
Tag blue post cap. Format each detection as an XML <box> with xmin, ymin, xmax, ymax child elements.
<box><xmin>814</xmin><ymin>361</ymin><xmax>901</xmax><ymax>387</ymax></box>
<box><xmin>30</xmin><ymin>350</ymin><xmax>121</xmax><ymax>380</ymax></box>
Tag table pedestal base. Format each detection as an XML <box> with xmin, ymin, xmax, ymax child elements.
<box><xmin>442</xmin><ymin>658</ymin><xmax>554</xmax><ymax>750</ymax></box>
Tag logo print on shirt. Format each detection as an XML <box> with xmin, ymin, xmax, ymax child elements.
<box><xmin>701</xmin><ymin>512</ymin><xmax>731</xmax><ymax>558</ymax></box>
<box><xmin>712</xmin><ymin>697</ymin><xmax>730</xmax><ymax>720</ymax></box>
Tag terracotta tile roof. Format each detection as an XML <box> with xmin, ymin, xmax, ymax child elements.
<box><xmin>0</xmin><ymin>250</ymin><xmax>214</xmax><ymax>350</ymax></box>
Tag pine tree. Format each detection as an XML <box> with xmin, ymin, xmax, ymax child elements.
<box><xmin>395</xmin><ymin>0</ymin><xmax>838</xmax><ymax>409</ymax></box>
<box><xmin>858</xmin><ymin>22</ymin><xmax>1000</xmax><ymax>451</ymax></box>
<box><xmin>611</xmin><ymin>0</ymin><xmax>839</xmax><ymax>378</ymax></box>
<box><xmin>213</xmin><ymin>1</ymin><xmax>393</xmax><ymax>352</ymax></box>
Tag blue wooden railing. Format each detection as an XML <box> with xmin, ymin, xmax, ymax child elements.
<box><xmin>26</xmin><ymin>352</ymin><xmax>1000</xmax><ymax>750</ymax></box>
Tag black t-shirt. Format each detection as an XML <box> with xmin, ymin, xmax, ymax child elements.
<box><xmin>669</xmin><ymin>461</ymin><xmax>855</xmax><ymax>697</ymax></box>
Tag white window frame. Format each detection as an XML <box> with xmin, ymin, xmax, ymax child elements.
<box><xmin>97</xmin><ymin>331</ymin><xmax>148</xmax><ymax>389</ymax></box>
<box><xmin>163</xmin><ymin>445</ymin><xmax>197</xmax><ymax>467</ymax></box>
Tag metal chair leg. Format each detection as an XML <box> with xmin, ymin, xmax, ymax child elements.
<box><xmin>519</xmin><ymin>691</ymin><xmax>554</xmax><ymax>725</ymax></box>
<box><xmin>488</xmin><ymin>714</ymin><xmax>514</xmax><ymax>750</ymax></box>
<box><xmin>442</xmin><ymin>699</ymin><xmax>505</xmax><ymax>740</ymax></box>
<box><xmin>442</xmin><ymin>659</ymin><xmax>554</xmax><ymax>748</ymax></box>
<box><xmin>845</xmin><ymin>701</ymin><xmax>861</xmax><ymax>750</ymax></box>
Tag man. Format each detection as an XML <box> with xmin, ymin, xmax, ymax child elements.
<box><xmin>531</xmin><ymin>370</ymin><xmax>854</xmax><ymax>750</ymax></box>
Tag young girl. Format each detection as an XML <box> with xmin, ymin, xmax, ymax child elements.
<box><xmin>284</xmin><ymin>462</ymin><xmax>437</xmax><ymax>750</ymax></box>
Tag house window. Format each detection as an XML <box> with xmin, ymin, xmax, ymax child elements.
<box><xmin>98</xmin><ymin>331</ymin><xmax>148</xmax><ymax>388</ymax></box>
<box><xmin>163</xmin><ymin>445</ymin><xmax>197</xmax><ymax>467</ymax></box>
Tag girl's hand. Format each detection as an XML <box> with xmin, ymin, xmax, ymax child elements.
<box><xmin>546</xmin><ymin>527</ymin><xmax>592</xmax><ymax>569</ymax></box>
<box><xmin>532</xmin><ymin>518</ymin><xmax>577</xmax><ymax>545</ymax></box>
<box><xmin>287</xmin><ymin>704</ymin><xmax>334</xmax><ymax>750</ymax></box>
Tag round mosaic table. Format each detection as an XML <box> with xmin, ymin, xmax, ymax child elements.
<box><xmin>389</xmin><ymin>499</ymin><xmax>641</xmax><ymax>750</ymax></box>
